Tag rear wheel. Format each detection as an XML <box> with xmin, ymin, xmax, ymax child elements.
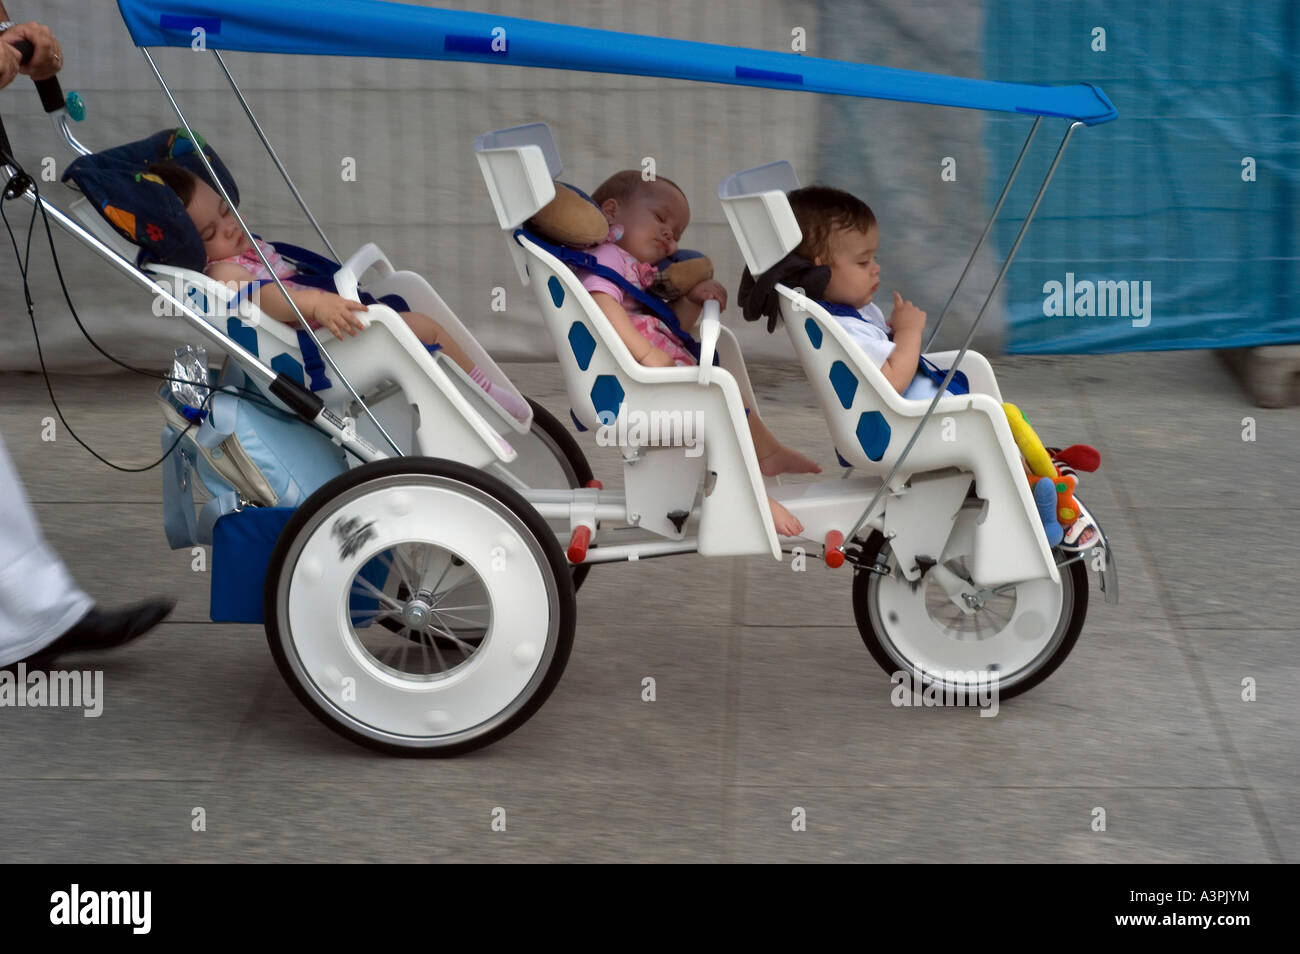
<box><xmin>264</xmin><ymin>457</ymin><xmax>576</xmax><ymax>756</ymax></box>
<box><xmin>852</xmin><ymin>509</ymin><xmax>1088</xmax><ymax>702</ymax></box>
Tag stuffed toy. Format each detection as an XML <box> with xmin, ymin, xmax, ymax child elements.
<box><xmin>1003</xmin><ymin>402</ymin><xmax>1082</xmax><ymax>527</ymax></box>
<box><xmin>526</xmin><ymin>181</ymin><xmax>714</xmax><ymax>301</ymax></box>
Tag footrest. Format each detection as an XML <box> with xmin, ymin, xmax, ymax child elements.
<box><xmin>567</xmin><ymin>525</ymin><xmax>592</xmax><ymax>564</ymax></box>
<box><xmin>825</xmin><ymin>529</ymin><xmax>845</xmax><ymax>568</ymax></box>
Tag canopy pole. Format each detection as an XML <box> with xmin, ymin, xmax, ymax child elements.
<box><xmin>212</xmin><ymin>50</ymin><xmax>341</xmax><ymax>262</ymax></box>
<box><xmin>923</xmin><ymin>116</ymin><xmax>1040</xmax><ymax>351</ymax></box>
<box><xmin>842</xmin><ymin>121</ymin><xmax>1082</xmax><ymax>551</ymax></box>
<box><xmin>140</xmin><ymin>48</ymin><xmax>402</xmax><ymax>456</ymax></box>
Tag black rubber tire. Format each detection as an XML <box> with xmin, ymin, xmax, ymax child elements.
<box><xmin>520</xmin><ymin>397</ymin><xmax>595</xmax><ymax>593</ymax></box>
<box><xmin>264</xmin><ymin>456</ymin><xmax>577</xmax><ymax>757</ymax></box>
<box><xmin>851</xmin><ymin>530</ymin><xmax>1089</xmax><ymax>702</ymax></box>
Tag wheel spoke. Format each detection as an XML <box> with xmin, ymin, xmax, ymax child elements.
<box><xmin>430</xmin><ymin>564</ymin><xmax>479</xmax><ymax>606</ymax></box>
<box><xmin>423</xmin><ymin>551</ymin><xmax>456</xmax><ymax>599</ymax></box>
<box><xmin>415</xmin><ymin>628</ymin><xmax>449</xmax><ymax>673</ymax></box>
<box><xmin>382</xmin><ymin>547</ymin><xmax>420</xmax><ymax>594</ymax></box>
<box><xmin>351</xmin><ymin>575</ymin><xmax>404</xmax><ymax>610</ymax></box>
<box><xmin>425</xmin><ymin>619</ymin><xmax>481</xmax><ymax>656</ymax></box>
<box><xmin>350</xmin><ymin>606</ymin><xmax>402</xmax><ymax>626</ymax></box>
<box><xmin>430</xmin><ymin>607</ymin><xmax>490</xmax><ymax>628</ymax></box>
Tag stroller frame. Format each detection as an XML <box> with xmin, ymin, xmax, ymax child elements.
<box><xmin>0</xmin><ymin>0</ymin><xmax>1120</xmax><ymax>756</ymax></box>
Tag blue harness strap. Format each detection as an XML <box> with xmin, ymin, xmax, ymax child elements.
<box><xmin>514</xmin><ymin>228</ymin><xmax>709</xmax><ymax>365</ymax></box>
<box><xmin>818</xmin><ymin>300</ymin><xmax>969</xmax><ymax>395</ymax></box>
<box><xmin>270</xmin><ymin>240</ymin><xmax>339</xmax><ymax>276</ymax></box>
<box><xmin>917</xmin><ymin>355</ymin><xmax>969</xmax><ymax>395</ymax></box>
<box><xmin>293</xmin><ymin>328</ymin><xmax>333</xmax><ymax>391</ymax></box>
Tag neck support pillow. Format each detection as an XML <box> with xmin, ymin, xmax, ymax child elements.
<box><xmin>62</xmin><ymin>127</ymin><xmax>239</xmax><ymax>272</ymax></box>
<box><xmin>527</xmin><ymin>180</ymin><xmax>714</xmax><ymax>300</ymax></box>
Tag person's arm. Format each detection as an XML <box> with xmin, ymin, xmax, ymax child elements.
<box><xmin>0</xmin><ymin>8</ymin><xmax>63</xmax><ymax>82</ymax></box>
<box><xmin>0</xmin><ymin>33</ymin><xmax>18</xmax><ymax>90</ymax></box>
<box><xmin>881</xmin><ymin>325</ymin><xmax>922</xmax><ymax>394</ymax></box>
<box><xmin>881</xmin><ymin>291</ymin><xmax>926</xmax><ymax>395</ymax></box>
<box><xmin>670</xmin><ymin>295</ymin><xmax>702</xmax><ymax>336</ymax></box>
<box><xmin>590</xmin><ymin>291</ymin><xmax>673</xmax><ymax>366</ymax></box>
<box><xmin>670</xmin><ymin>277</ymin><xmax>728</xmax><ymax>336</ymax></box>
<box><xmin>206</xmin><ymin>262</ymin><xmax>367</xmax><ymax>340</ymax></box>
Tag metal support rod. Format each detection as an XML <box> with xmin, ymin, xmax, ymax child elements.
<box><xmin>140</xmin><ymin>48</ymin><xmax>403</xmax><ymax>457</ymax></box>
<box><xmin>843</xmin><ymin>121</ymin><xmax>1083</xmax><ymax>547</ymax></box>
<box><xmin>530</xmin><ymin>502</ymin><xmax>633</xmax><ymax>522</ymax></box>
<box><xmin>569</xmin><ymin>539</ymin><xmax>699</xmax><ymax>564</ymax></box>
<box><xmin>923</xmin><ymin>116</ymin><xmax>1040</xmax><ymax>351</ymax></box>
<box><xmin>212</xmin><ymin>50</ymin><xmax>341</xmax><ymax>261</ymax></box>
<box><xmin>49</xmin><ymin>111</ymin><xmax>92</xmax><ymax>158</ymax></box>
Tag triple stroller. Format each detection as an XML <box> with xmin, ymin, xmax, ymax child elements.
<box><xmin>0</xmin><ymin>0</ymin><xmax>1118</xmax><ymax>755</ymax></box>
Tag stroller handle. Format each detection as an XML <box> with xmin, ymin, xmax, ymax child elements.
<box><xmin>9</xmin><ymin>39</ymin><xmax>66</xmax><ymax>114</ymax></box>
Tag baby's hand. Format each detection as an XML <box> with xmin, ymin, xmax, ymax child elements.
<box><xmin>687</xmin><ymin>279</ymin><xmax>728</xmax><ymax>311</ymax></box>
<box><xmin>889</xmin><ymin>291</ymin><xmax>926</xmax><ymax>336</ymax></box>
<box><xmin>640</xmin><ymin>346</ymin><xmax>675</xmax><ymax>367</ymax></box>
<box><xmin>312</xmin><ymin>294</ymin><xmax>369</xmax><ymax>339</ymax></box>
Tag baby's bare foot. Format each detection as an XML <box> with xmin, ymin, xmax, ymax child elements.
<box><xmin>768</xmin><ymin>496</ymin><xmax>804</xmax><ymax>537</ymax></box>
<box><xmin>759</xmin><ymin>444</ymin><xmax>823</xmax><ymax>478</ymax></box>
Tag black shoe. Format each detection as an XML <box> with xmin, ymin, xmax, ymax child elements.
<box><xmin>27</xmin><ymin>598</ymin><xmax>176</xmax><ymax>664</ymax></box>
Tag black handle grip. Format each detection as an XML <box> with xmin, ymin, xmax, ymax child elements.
<box><xmin>9</xmin><ymin>37</ymin><xmax>66</xmax><ymax>113</ymax></box>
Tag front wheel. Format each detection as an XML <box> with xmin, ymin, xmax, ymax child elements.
<box><xmin>852</xmin><ymin>523</ymin><xmax>1088</xmax><ymax>702</ymax></box>
<box><xmin>264</xmin><ymin>457</ymin><xmax>576</xmax><ymax>756</ymax></box>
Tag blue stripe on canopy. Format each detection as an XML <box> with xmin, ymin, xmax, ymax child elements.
<box><xmin>115</xmin><ymin>0</ymin><xmax>1117</xmax><ymax>125</ymax></box>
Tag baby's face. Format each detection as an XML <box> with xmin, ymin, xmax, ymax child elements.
<box><xmin>601</xmin><ymin>179</ymin><xmax>690</xmax><ymax>264</ymax></box>
<box><xmin>185</xmin><ymin>178</ymin><xmax>250</xmax><ymax>262</ymax></box>
<box><xmin>817</xmin><ymin>224</ymin><xmax>880</xmax><ymax>309</ymax></box>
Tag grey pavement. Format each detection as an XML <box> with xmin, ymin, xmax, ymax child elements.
<box><xmin>0</xmin><ymin>350</ymin><xmax>1294</xmax><ymax>863</ymax></box>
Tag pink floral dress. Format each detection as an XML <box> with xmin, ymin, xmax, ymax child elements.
<box><xmin>208</xmin><ymin>237</ymin><xmax>325</xmax><ymax>329</ymax></box>
<box><xmin>576</xmin><ymin>236</ymin><xmax>696</xmax><ymax>367</ymax></box>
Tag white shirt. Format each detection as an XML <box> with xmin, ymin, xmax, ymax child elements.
<box><xmin>830</xmin><ymin>303</ymin><xmax>941</xmax><ymax>401</ymax></box>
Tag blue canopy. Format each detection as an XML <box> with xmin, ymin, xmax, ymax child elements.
<box><xmin>116</xmin><ymin>0</ymin><xmax>1117</xmax><ymax>125</ymax></box>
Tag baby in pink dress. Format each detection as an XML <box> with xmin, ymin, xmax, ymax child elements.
<box><xmin>151</xmin><ymin>162</ymin><xmax>528</xmax><ymax>422</ymax></box>
<box><xmin>577</xmin><ymin>230</ymin><xmax>698</xmax><ymax>366</ymax></box>
<box><xmin>577</xmin><ymin>171</ymin><xmax>822</xmax><ymax>536</ymax></box>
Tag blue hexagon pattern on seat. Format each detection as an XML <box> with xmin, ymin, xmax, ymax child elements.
<box><xmin>829</xmin><ymin>360</ymin><xmax>858</xmax><ymax>410</ymax></box>
<box><xmin>270</xmin><ymin>352</ymin><xmax>305</xmax><ymax>386</ymax></box>
<box><xmin>547</xmin><ymin>275</ymin><xmax>565</xmax><ymax>308</ymax></box>
<box><xmin>568</xmin><ymin>321</ymin><xmax>596</xmax><ymax>371</ymax></box>
<box><xmin>590</xmin><ymin>374</ymin><xmax>625</xmax><ymax>424</ymax></box>
<box><xmin>856</xmin><ymin>410</ymin><xmax>890</xmax><ymax>461</ymax></box>
<box><xmin>226</xmin><ymin>317</ymin><xmax>259</xmax><ymax>357</ymax></box>
<box><xmin>805</xmin><ymin>317</ymin><xmax>822</xmax><ymax>349</ymax></box>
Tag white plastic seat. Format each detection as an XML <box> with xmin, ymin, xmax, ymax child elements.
<box><xmin>517</xmin><ymin>235</ymin><xmax>777</xmax><ymax>557</ymax></box>
<box><xmin>68</xmin><ymin>188</ymin><xmax>522</xmax><ymax>469</ymax></box>
<box><xmin>719</xmin><ymin>161</ymin><xmax>1056</xmax><ymax>587</ymax></box>
<box><xmin>476</xmin><ymin>122</ymin><xmax>779</xmax><ymax>558</ymax></box>
<box><xmin>145</xmin><ymin>244</ymin><xmax>519</xmax><ymax>471</ymax></box>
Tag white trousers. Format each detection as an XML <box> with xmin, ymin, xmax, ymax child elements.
<box><xmin>0</xmin><ymin>431</ymin><xmax>93</xmax><ymax>665</ymax></box>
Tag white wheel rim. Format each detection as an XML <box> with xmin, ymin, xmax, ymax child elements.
<box><xmin>869</xmin><ymin>548</ymin><xmax>1070</xmax><ymax>692</ymax></box>
<box><xmin>275</xmin><ymin>475</ymin><xmax>561</xmax><ymax>746</ymax></box>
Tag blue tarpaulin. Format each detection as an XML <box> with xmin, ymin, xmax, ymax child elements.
<box><xmin>984</xmin><ymin>0</ymin><xmax>1298</xmax><ymax>353</ymax></box>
